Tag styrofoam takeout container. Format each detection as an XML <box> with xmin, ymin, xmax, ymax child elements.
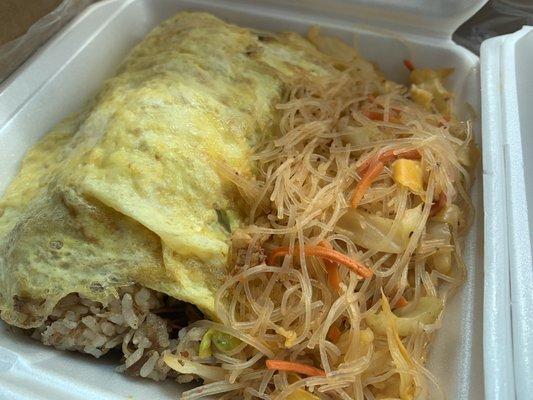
<box><xmin>0</xmin><ymin>0</ymin><xmax>503</xmax><ymax>399</ymax></box>
<box><xmin>481</xmin><ymin>27</ymin><xmax>533</xmax><ymax>400</ymax></box>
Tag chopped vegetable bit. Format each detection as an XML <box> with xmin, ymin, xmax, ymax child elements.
<box><xmin>215</xmin><ymin>209</ymin><xmax>232</xmax><ymax>233</ymax></box>
<box><xmin>268</xmin><ymin>245</ymin><xmax>373</xmax><ymax>279</ymax></box>
<box><xmin>431</xmin><ymin>249</ymin><xmax>452</xmax><ymax>275</ymax></box>
<box><xmin>199</xmin><ymin>329</ymin><xmax>214</xmax><ymax>358</ymax></box>
<box><xmin>163</xmin><ymin>353</ymin><xmax>226</xmax><ymax>382</ymax></box>
<box><xmin>432</xmin><ymin>203</ymin><xmax>461</xmax><ymax>229</ymax></box>
<box><xmin>276</xmin><ymin>327</ymin><xmax>298</xmax><ymax>348</ymax></box>
<box><xmin>266</xmin><ymin>359</ymin><xmax>326</xmax><ymax>377</ymax></box>
<box><xmin>336</xmin><ymin>205</ymin><xmax>422</xmax><ymax>254</ymax></box>
<box><xmin>357</xmin><ymin>149</ymin><xmax>420</xmax><ymax>176</ymax></box>
<box><xmin>366</xmin><ymin>296</ymin><xmax>443</xmax><ymax>337</ymax></box>
<box><xmin>427</xmin><ymin>221</ymin><xmax>453</xmax><ymax>274</ymax></box>
<box><xmin>327</xmin><ymin>325</ymin><xmax>342</xmax><ymax>343</ymax></box>
<box><xmin>211</xmin><ymin>330</ymin><xmax>241</xmax><ymax>352</ymax></box>
<box><xmin>380</xmin><ymin>294</ymin><xmax>416</xmax><ymax>400</ymax></box>
<box><xmin>351</xmin><ymin>160</ymin><xmax>384</xmax><ymax>208</ymax></box>
<box><xmin>457</xmin><ymin>143</ymin><xmax>481</xmax><ymax>168</ymax></box>
<box><xmin>342</xmin><ymin>125</ymin><xmax>384</xmax><ymax>147</ymax></box>
<box><xmin>391</xmin><ymin>159</ymin><xmax>424</xmax><ymax>194</ymax></box>
<box><xmin>409</xmin><ymin>68</ymin><xmax>454</xmax><ymax>116</ymax></box>
<box><xmin>199</xmin><ymin>329</ymin><xmax>241</xmax><ymax>357</ymax></box>
<box><xmin>409</xmin><ymin>85</ymin><xmax>433</xmax><ymax>110</ymax></box>
<box><xmin>403</xmin><ymin>59</ymin><xmax>415</xmax><ymax>71</ymax></box>
<box><xmin>362</xmin><ymin>109</ymin><xmax>402</xmax><ymax>124</ymax></box>
<box><xmin>395</xmin><ymin>296</ymin><xmax>408</xmax><ymax>308</ymax></box>
<box><xmin>359</xmin><ymin>328</ymin><xmax>374</xmax><ymax>344</ymax></box>
<box><xmin>410</xmin><ymin>68</ymin><xmax>453</xmax><ymax>85</ymax></box>
<box><xmin>319</xmin><ymin>240</ymin><xmax>341</xmax><ymax>293</ymax></box>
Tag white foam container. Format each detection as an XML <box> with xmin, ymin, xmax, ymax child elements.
<box><xmin>0</xmin><ymin>0</ymin><xmax>493</xmax><ymax>399</ymax></box>
<box><xmin>481</xmin><ymin>27</ymin><xmax>533</xmax><ymax>400</ymax></box>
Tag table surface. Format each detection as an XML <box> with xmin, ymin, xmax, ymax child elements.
<box><xmin>0</xmin><ymin>0</ymin><xmax>62</xmax><ymax>46</ymax></box>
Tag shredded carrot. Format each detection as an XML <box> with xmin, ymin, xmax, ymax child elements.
<box><xmin>268</xmin><ymin>245</ymin><xmax>373</xmax><ymax>279</ymax></box>
<box><xmin>403</xmin><ymin>59</ymin><xmax>415</xmax><ymax>71</ymax></box>
<box><xmin>319</xmin><ymin>240</ymin><xmax>341</xmax><ymax>292</ymax></box>
<box><xmin>266</xmin><ymin>360</ymin><xmax>326</xmax><ymax>377</ymax></box>
<box><xmin>395</xmin><ymin>296</ymin><xmax>408</xmax><ymax>308</ymax></box>
<box><xmin>357</xmin><ymin>149</ymin><xmax>421</xmax><ymax>176</ymax></box>
<box><xmin>430</xmin><ymin>192</ymin><xmax>447</xmax><ymax>217</ymax></box>
<box><xmin>351</xmin><ymin>160</ymin><xmax>384</xmax><ymax>209</ymax></box>
<box><xmin>327</xmin><ymin>325</ymin><xmax>342</xmax><ymax>343</ymax></box>
<box><xmin>363</xmin><ymin>110</ymin><xmax>385</xmax><ymax>121</ymax></box>
<box><xmin>362</xmin><ymin>109</ymin><xmax>402</xmax><ymax>124</ymax></box>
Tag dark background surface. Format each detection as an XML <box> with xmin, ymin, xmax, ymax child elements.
<box><xmin>0</xmin><ymin>0</ymin><xmax>62</xmax><ymax>46</ymax></box>
<box><xmin>455</xmin><ymin>0</ymin><xmax>533</xmax><ymax>53</ymax></box>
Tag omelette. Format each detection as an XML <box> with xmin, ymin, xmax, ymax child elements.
<box><xmin>0</xmin><ymin>14</ymin><xmax>336</xmax><ymax>332</ymax></box>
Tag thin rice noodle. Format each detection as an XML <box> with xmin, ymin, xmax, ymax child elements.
<box><xmin>167</xmin><ymin>31</ymin><xmax>476</xmax><ymax>400</ymax></box>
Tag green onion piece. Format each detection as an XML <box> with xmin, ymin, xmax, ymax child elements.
<box><xmin>199</xmin><ymin>329</ymin><xmax>214</xmax><ymax>358</ymax></box>
<box><xmin>215</xmin><ymin>209</ymin><xmax>231</xmax><ymax>233</ymax></box>
<box><xmin>212</xmin><ymin>331</ymin><xmax>241</xmax><ymax>353</ymax></box>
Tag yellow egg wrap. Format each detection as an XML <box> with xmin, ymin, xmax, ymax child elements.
<box><xmin>0</xmin><ymin>12</ymin><xmax>335</xmax><ymax>328</ymax></box>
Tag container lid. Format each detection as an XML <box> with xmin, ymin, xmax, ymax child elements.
<box><xmin>0</xmin><ymin>0</ymin><xmax>488</xmax><ymax>129</ymax></box>
<box><xmin>248</xmin><ymin>0</ymin><xmax>487</xmax><ymax>37</ymax></box>
<box><xmin>481</xmin><ymin>26</ymin><xmax>533</xmax><ymax>400</ymax></box>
